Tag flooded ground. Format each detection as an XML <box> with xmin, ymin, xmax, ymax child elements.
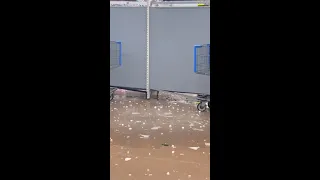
<box><xmin>110</xmin><ymin>90</ymin><xmax>210</xmax><ymax>180</ymax></box>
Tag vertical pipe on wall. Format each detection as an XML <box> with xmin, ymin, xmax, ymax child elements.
<box><xmin>146</xmin><ymin>0</ymin><xmax>151</xmax><ymax>99</ymax></box>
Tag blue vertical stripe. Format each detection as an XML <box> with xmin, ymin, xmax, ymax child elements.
<box><xmin>194</xmin><ymin>45</ymin><xmax>201</xmax><ymax>73</ymax></box>
<box><xmin>116</xmin><ymin>41</ymin><xmax>122</xmax><ymax>66</ymax></box>
<box><xmin>207</xmin><ymin>44</ymin><xmax>210</xmax><ymax>66</ymax></box>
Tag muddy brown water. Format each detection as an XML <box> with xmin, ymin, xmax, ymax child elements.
<box><xmin>110</xmin><ymin>90</ymin><xmax>210</xmax><ymax>180</ymax></box>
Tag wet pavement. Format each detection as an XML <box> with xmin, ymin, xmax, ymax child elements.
<box><xmin>110</xmin><ymin>90</ymin><xmax>210</xmax><ymax>180</ymax></box>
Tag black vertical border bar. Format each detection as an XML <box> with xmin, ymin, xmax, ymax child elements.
<box><xmin>210</xmin><ymin>1</ymin><xmax>229</xmax><ymax>179</ymax></box>
<box><xmin>105</xmin><ymin>1</ymin><xmax>111</xmax><ymax>180</ymax></box>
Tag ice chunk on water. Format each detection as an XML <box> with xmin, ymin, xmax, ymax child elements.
<box><xmin>189</xmin><ymin>147</ymin><xmax>200</xmax><ymax>150</ymax></box>
<box><xmin>139</xmin><ymin>134</ymin><xmax>150</xmax><ymax>139</ymax></box>
<box><xmin>151</xmin><ymin>126</ymin><xmax>161</xmax><ymax>130</ymax></box>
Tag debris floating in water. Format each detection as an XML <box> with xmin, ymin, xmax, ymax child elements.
<box><xmin>124</xmin><ymin>158</ymin><xmax>131</xmax><ymax>161</ymax></box>
<box><xmin>151</xmin><ymin>126</ymin><xmax>161</xmax><ymax>130</ymax></box>
<box><xmin>205</xmin><ymin>142</ymin><xmax>210</xmax><ymax>147</ymax></box>
<box><xmin>166</xmin><ymin>172</ymin><xmax>170</xmax><ymax>175</ymax></box>
<box><xmin>139</xmin><ymin>134</ymin><xmax>150</xmax><ymax>139</ymax></box>
<box><xmin>189</xmin><ymin>147</ymin><xmax>200</xmax><ymax>150</ymax></box>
